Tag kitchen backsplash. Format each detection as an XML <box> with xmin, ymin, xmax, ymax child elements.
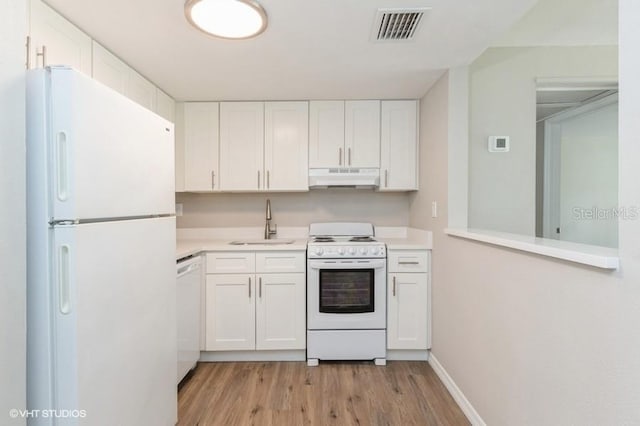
<box><xmin>176</xmin><ymin>190</ymin><xmax>410</xmax><ymax>228</ymax></box>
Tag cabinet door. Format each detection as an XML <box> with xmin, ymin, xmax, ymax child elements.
<box><xmin>91</xmin><ymin>41</ymin><xmax>127</xmax><ymax>95</ymax></box>
<box><xmin>126</xmin><ymin>69</ymin><xmax>157</xmax><ymax>112</ymax></box>
<box><xmin>92</xmin><ymin>40</ymin><xmax>157</xmax><ymax>111</ymax></box>
<box><xmin>29</xmin><ymin>0</ymin><xmax>92</xmax><ymax>74</ymax></box>
<box><xmin>256</xmin><ymin>273</ymin><xmax>306</xmax><ymax>350</ymax></box>
<box><xmin>183</xmin><ymin>102</ymin><xmax>220</xmax><ymax>191</ymax></box>
<box><xmin>345</xmin><ymin>100</ymin><xmax>380</xmax><ymax>168</ymax></box>
<box><xmin>264</xmin><ymin>102</ymin><xmax>309</xmax><ymax>191</ymax></box>
<box><xmin>309</xmin><ymin>101</ymin><xmax>345</xmax><ymax>168</ymax></box>
<box><xmin>387</xmin><ymin>273</ymin><xmax>428</xmax><ymax>350</ymax></box>
<box><xmin>156</xmin><ymin>89</ymin><xmax>176</xmax><ymax>122</ymax></box>
<box><xmin>380</xmin><ymin>100</ymin><xmax>418</xmax><ymax>191</ymax></box>
<box><xmin>220</xmin><ymin>102</ymin><xmax>265</xmax><ymax>191</ymax></box>
<box><xmin>205</xmin><ymin>274</ymin><xmax>255</xmax><ymax>351</ymax></box>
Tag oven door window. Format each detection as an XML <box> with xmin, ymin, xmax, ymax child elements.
<box><xmin>319</xmin><ymin>269</ymin><xmax>375</xmax><ymax>314</ymax></box>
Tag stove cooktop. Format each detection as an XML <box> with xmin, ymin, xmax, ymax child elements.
<box><xmin>310</xmin><ymin>235</ymin><xmax>378</xmax><ymax>244</ymax></box>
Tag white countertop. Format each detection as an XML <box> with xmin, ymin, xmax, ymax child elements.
<box><xmin>176</xmin><ymin>226</ymin><xmax>433</xmax><ymax>259</ymax></box>
<box><xmin>176</xmin><ymin>238</ymin><xmax>309</xmax><ymax>260</ymax></box>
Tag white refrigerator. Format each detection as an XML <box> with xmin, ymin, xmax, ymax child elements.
<box><xmin>26</xmin><ymin>67</ymin><xmax>177</xmax><ymax>425</ymax></box>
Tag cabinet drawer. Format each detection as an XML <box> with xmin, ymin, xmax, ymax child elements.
<box><xmin>388</xmin><ymin>251</ymin><xmax>429</xmax><ymax>273</ymax></box>
<box><xmin>206</xmin><ymin>252</ymin><xmax>255</xmax><ymax>274</ymax></box>
<box><xmin>256</xmin><ymin>251</ymin><xmax>305</xmax><ymax>273</ymax></box>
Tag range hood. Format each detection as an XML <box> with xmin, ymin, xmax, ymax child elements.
<box><xmin>309</xmin><ymin>168</ymin><xmax>380</xmax><ymax>189</ymax></box>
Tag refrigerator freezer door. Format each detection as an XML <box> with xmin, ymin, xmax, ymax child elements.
<box><xmin>35</xmin><ymin>217</ymin><xmax>177</xmax><ymax>425</ymax></box>
<box><xmin>45</xmin><ymin>67</ymin><xmax>175</xmax><ymax>220</ymax></box>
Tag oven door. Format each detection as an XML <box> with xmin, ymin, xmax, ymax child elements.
<box><xmin>307</xmin><ymin>258</ymin><xmax>386</xmax><ymax>330</ymax></box>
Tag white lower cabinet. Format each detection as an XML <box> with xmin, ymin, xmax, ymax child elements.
<box><xmin>206</xmin><ymin>273</ymin><xmax>256</xmax><ymax>351</ymax></box>
<box><xmin>256</xmin><ymin>273</ymin><xmax>306</xmax><ymax>350</ymax></box>
<box><xmin>387</xmin><ymin>250</ymin><xmax>430</xmax><ymax>350</ymax></box>
<box><xmin>205</xmin><ymin>251</ymin><xmax>305</xmax><ymax>352</ymax></box>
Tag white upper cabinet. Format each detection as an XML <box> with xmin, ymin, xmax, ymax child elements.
<box><xmin>156</xmin><ymin>89</ymin><xmax>176</xmax><ymax>122</ymax></box>
<box><xmin>91</xmin><ymin>41</ymin><xmax>127</xmax><ymax>95</ymax></box>
<box><xmin>126</xmin><ymin>69</ymin><xmax>157</xmax><ymax>112</ymax></box>
<box><xmin>180</xmin><ymin>102</ymin><xmax>220</xmax><ymax>192</ymax></box>
<box><xmin>380</xmin><ymin>100</ymin><xmax>419</xmax><ymax>191</ymax></box>
<box><xmin>92</xmin><ymin>41</ymin><xmax>157</xmax><ymax>112</ymax></box>
<box><xmin>264</xmin><ymin>102</ymin><xmax>309</xmax><ymax>191</ymax></box>
<box><xmin>309</xmin><ymin>100</ymin><xmax>380</xmax><ymax>168</ymax></box>
<box><xmin>345</xmin><ymin>100</ymin><xmax>381</xmax><ymax>167</ymax></box>
<box><xmin>309</xmin><ymin>101</ymin><xmax>345</xmax><ymax>168</ymax></box>
<box><xmin>219</xmin><ymin>102</ymin><xmax>265</xmax><ymax>191</ymax></box>
<box><xmin>29</xmin><ymin>0</ymin><xmax>92</xmax><ymax>74</ymax></box>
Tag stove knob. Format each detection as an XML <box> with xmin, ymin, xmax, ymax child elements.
<box><xmin>360</xmin><ymin>247</ymin><xmax>368</xmax><ymax>255</ymax></box>
<box><xmin>348</xmin><ymin>247</ymin><xmax>356</xmax><ymax>255</ymax></box>
<box><xmin>337</xmin><ymin>248</ymin><xmax>345</xmax><ymax>255</ymax></box>
<box><xmin>369</xmin><ymin>247</ymin><xmax>377</xmax><ymax>255</ymax></box>
<box><xmin>314</xmin><ymin>247</ymin><xmax>324</xmax><ymax>256</ymax></box>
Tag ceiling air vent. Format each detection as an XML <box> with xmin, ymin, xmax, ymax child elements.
<box><xmin>373</xmin><ymin>8</ymin><xmax>430</xmax><ymax>41</ymax></box>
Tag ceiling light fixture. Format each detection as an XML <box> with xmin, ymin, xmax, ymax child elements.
<box><xmin>184</xmin><ymin>0</ymin><xmax>268</xmax><ymax>40</ymax></box>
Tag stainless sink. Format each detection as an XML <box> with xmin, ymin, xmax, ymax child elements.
<box><xmin>228</xmin><ymin>239</ymin><xmax>295</xmax><ymax>245</ymax></box>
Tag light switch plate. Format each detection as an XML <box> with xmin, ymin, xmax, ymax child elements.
<box><xmin>431</xmin><ymin>201</ymin><xmax>438</xmax><ymax>218</ymax></box>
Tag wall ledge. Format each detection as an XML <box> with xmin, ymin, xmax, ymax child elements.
<box><xmin>444</xmin><ymin>228</ymin><xmax>619</xmax><ymax>270</ymax></box>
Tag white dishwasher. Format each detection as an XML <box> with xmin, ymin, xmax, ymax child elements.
<box><xmin>176</xmin><ymin>254</ymin><xmax>202</xmax><ymax>384</ymax></box>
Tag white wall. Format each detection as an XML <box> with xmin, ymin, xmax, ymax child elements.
<box><xmin>411</xmin><ymin>2</ymin><xmax>640</xmax><ymax>423</ymax></box>
<box><xmin>468</xmin><ymin>46</ymin><xmax>618</xmax><ymax>235</ymax></box>
<box><xmin>0</xmin><ymin>0</ymin><xmax>27</xmax><ymax>423</ymax></box>
<box><xmin>177</xmin><ymin>191</ymin><xmax>411</xmax><ymax>229</ymax></box>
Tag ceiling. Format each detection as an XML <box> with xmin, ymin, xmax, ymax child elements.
<box><xmin>493</xmin><ymin>0</ymin><xmax>618</xmax><ymax>47</ymax></box>
<box><xmin>44</xmin><ymin>0</ymin><xmax>539</xmax><ymax>101</ymax></box>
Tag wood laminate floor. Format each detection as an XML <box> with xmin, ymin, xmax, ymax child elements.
<box><xmin>177</xmin><ymin>361</ymin><xmax>470</xmax><ymax>426</ymax></box>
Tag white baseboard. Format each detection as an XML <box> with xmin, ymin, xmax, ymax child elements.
<box><xmin>199</xmin><ymin>350</ymin><xmax>305</xmax><ymax>362</ymax></box>
<box><xmin>387</xmin><ymin>349</ymin><xmax>430</xmax><ymax>361</ymax></box>
<box><xmin>428</xmin><ymin>354</ymin><xmax>486</xmax><ymax>426</ymax></box>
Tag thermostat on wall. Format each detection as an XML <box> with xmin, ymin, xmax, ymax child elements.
<box><xmin>488</xmin><ymin>136</ymin><xmax>510</xmax><ymax>152</ymax></box>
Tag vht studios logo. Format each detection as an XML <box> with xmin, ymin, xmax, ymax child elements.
<box><xmin>9</xmin><ymin>409</ymin><xmax>87</xmax><ymax>419</ymax></box>
<box><xmin>572</xmin><ymin>206</ymin><xmax>640</xmax><ymax>221</ymax></box>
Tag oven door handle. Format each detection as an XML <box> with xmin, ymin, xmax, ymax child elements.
<box><xmin>308</xmin><ymin>259</ymin><xmax>387</xmax><ymax>270</ymax></box>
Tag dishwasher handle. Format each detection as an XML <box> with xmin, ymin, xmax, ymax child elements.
<box><xmin>177</xmin><ymin>261</ymin><xmax>201</xmax><ymax>278</ymax></box>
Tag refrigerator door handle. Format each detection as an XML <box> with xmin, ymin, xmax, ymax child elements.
<box><xmin>56</xmin><ymin>131</ymin><xmax>69</xmax><ymax>201</ymax></box>
<box><xmin>58</xmin><ymin>244</ymin><xmax>72</xmax><ymax>314</ymax></box>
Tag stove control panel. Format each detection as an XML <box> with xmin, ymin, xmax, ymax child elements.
<box><xmin>308</xmin><ymin>244</ymin><xmax>386</xmax><ymax>259</ymax></box>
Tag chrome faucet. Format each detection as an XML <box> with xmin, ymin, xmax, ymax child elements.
<box><xmin>264</xmin><ymin>199</ymin><xmax>277</xmax><ymax>240</ymax></box>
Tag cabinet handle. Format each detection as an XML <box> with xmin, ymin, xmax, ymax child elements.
<box><xmin>37</xmin><ymin>45</ymin><xmax>47</xmax><ymax>68</ymax></box>
<box><xmin>385</xmin><ymin>169</ymin><xmax>388</xmax><ymax>187</ymax></box>
<box><xmin>398</xmin><ymin>261</ymin><xmax>420</xmax><ymax>265</ymax></box>
<box><xmin>392</xmin><ymin>276</ymin><xmax>396</xmax><ymax>297</ymax></box>
<box><xmin>25</xmin><ymin>36</ymin><xmax>31</xmax><ymax>69</ymax></box>
<box><xmin>248</xmin><ymin>277</ymin><xmax>252</xmax><ymax>298</ymax></box>
<box><xmin>257</xmin><ymin>170</ymin><xmax>261</xmax><ymax>189</ymax></box>
<box><xmin>348</xmin><ymin>148</ymin><xmax>352</xmax><ymax>166</ymax></box>
<box><xmin>259</xmin><ymin>277</ymin><xmax>262</xmax><ymax>298</ymax></box>
<box><xmin>267</xmin><ymin>171</ymin><xmax>270</xmax><ymax>189</ymax></box>
<box><xmin>339</xmin><ymin>148</ymin><xmax>342</xmax><ymax>166</ymax></box>
<box><xmin>211</xmin><ymin>170</ymin><xmax>215</xmax><ymax>189</ymax></box>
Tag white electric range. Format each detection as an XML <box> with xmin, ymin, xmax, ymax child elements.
<box><xmin>306</xmin><ymin>223</ymin><xmax>387</xmax><ymax>366</ymax></box>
